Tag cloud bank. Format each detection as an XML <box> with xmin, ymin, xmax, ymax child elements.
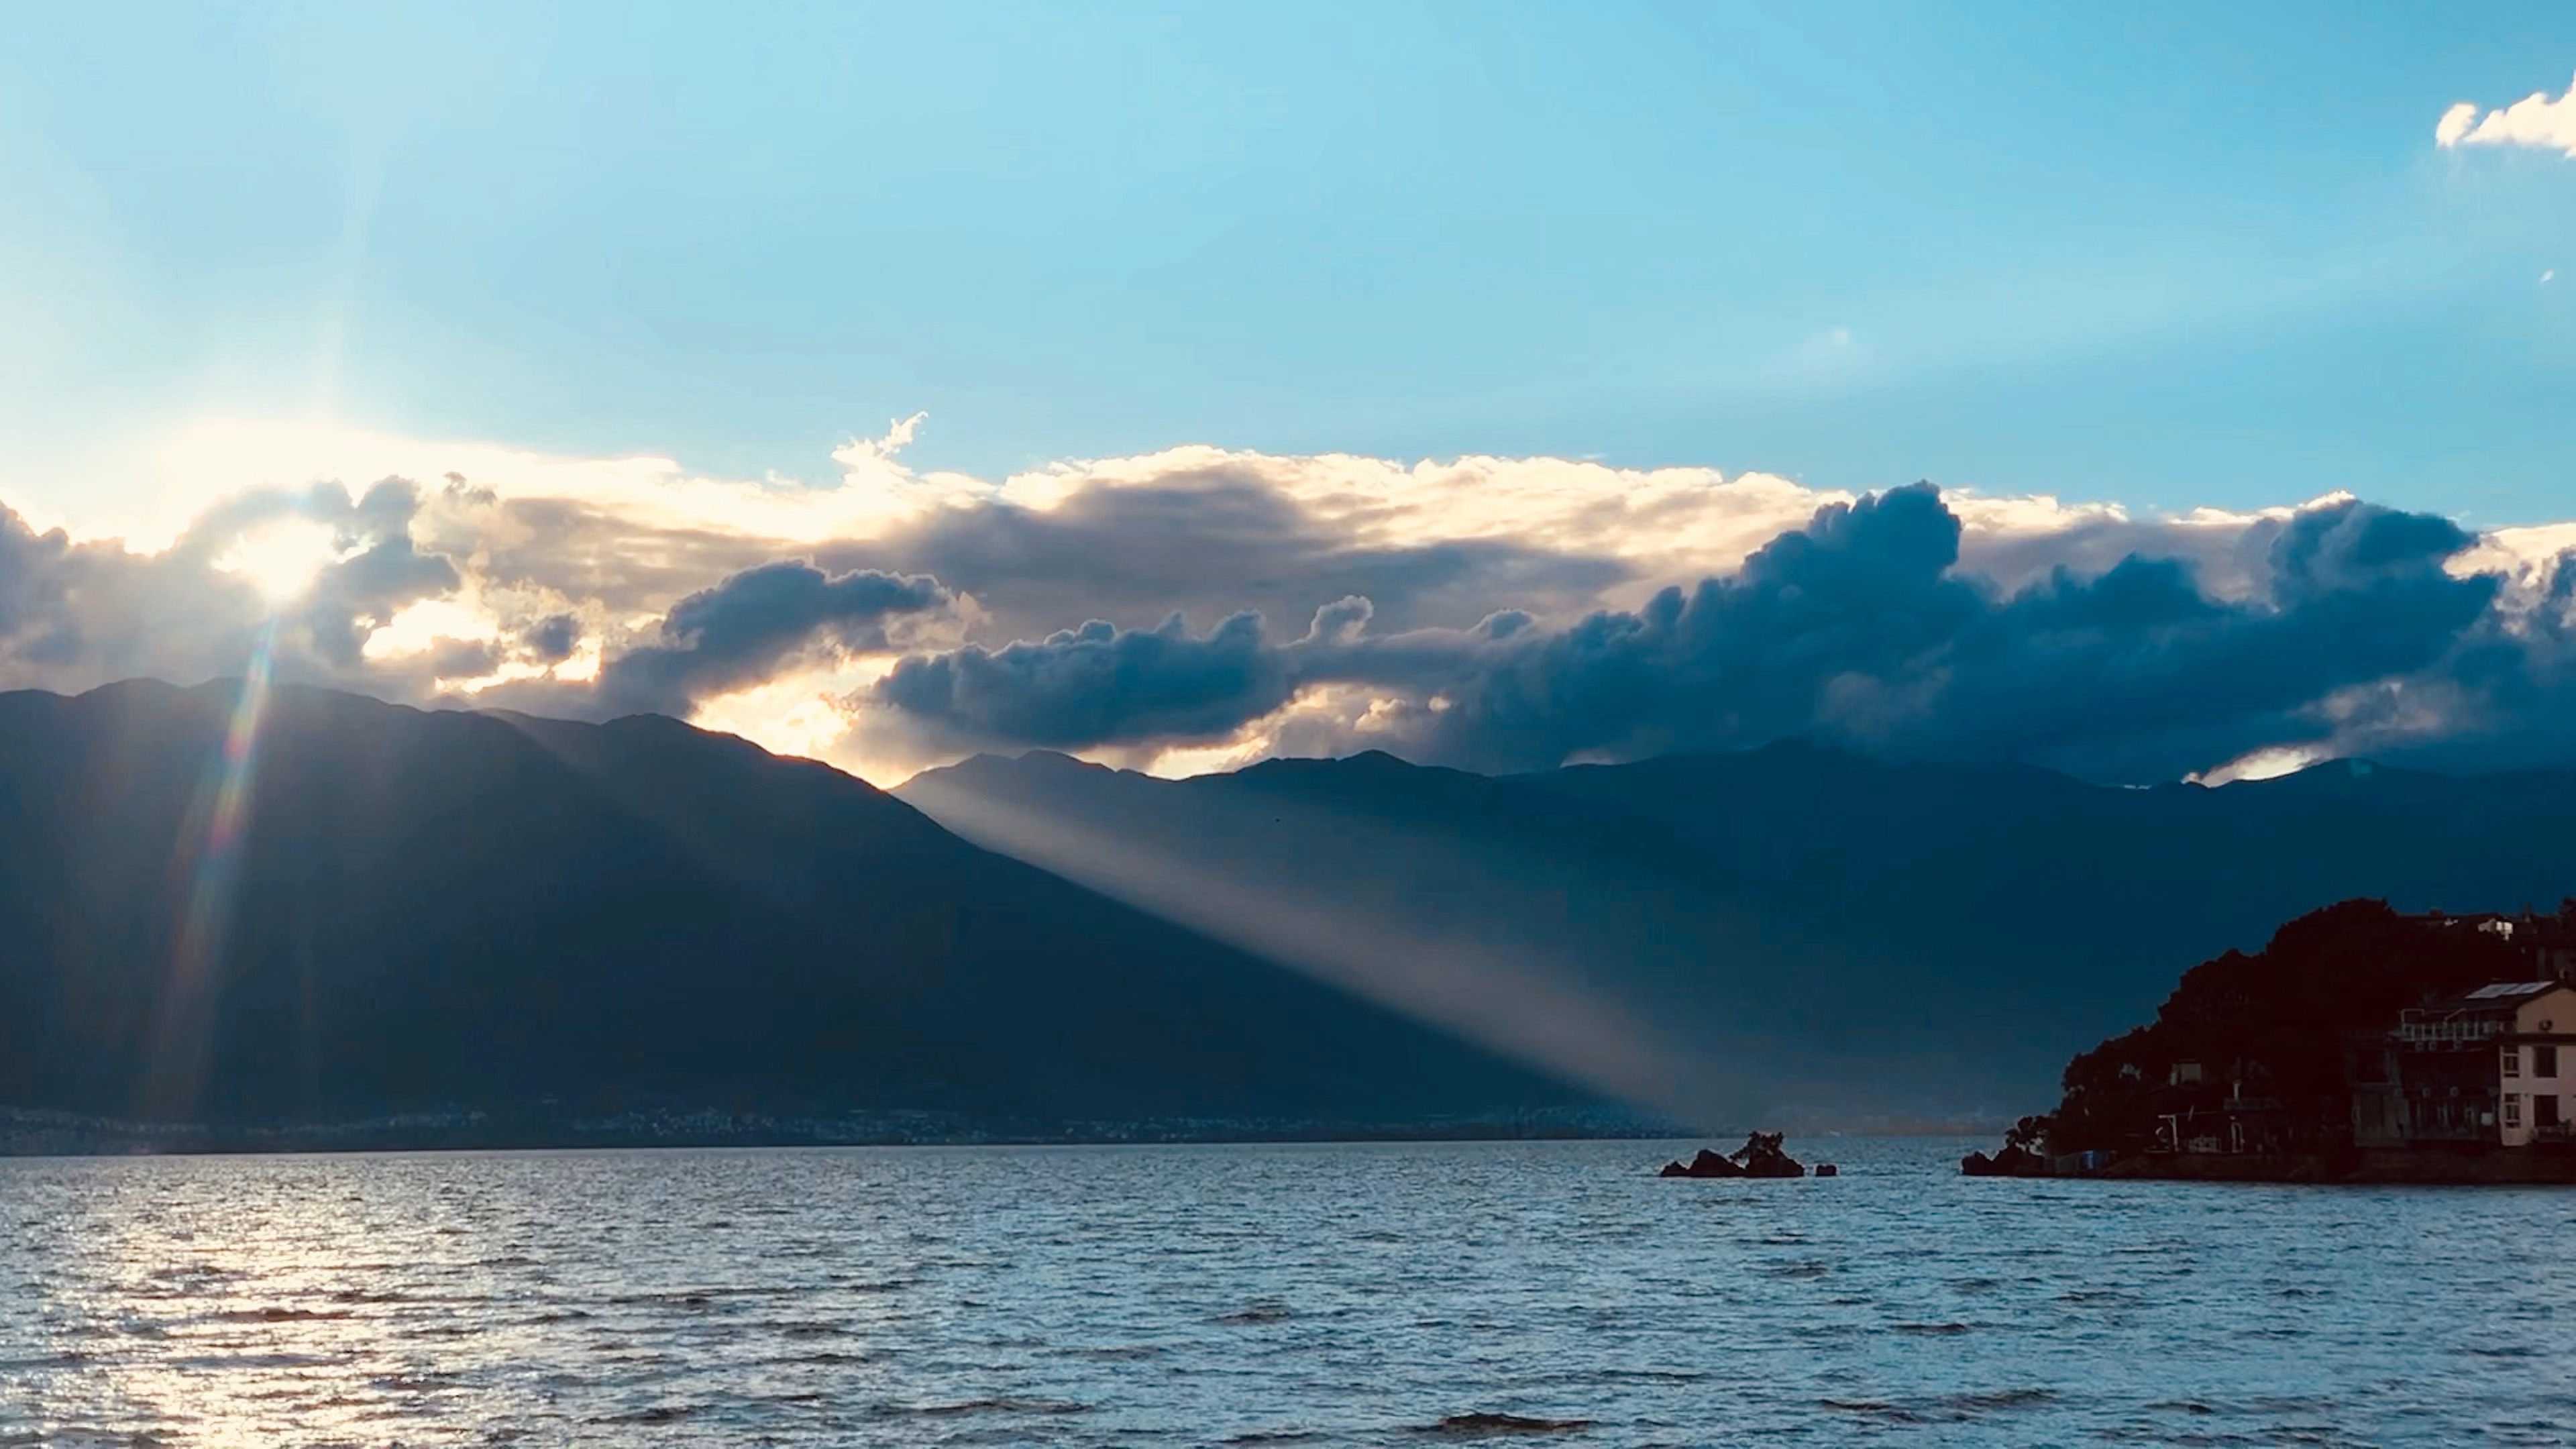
<box><xmin>3</xmin><ymin>417</ymin><xmax>2573</xmax><ymax>786</ymax></box>
<box><xmin>865</xmin><ymin>484</ymin><xmax>2520</xmax><ymax>782</ymax></box>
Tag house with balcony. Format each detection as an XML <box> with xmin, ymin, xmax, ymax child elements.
<box><xmin>2352</xmin><ymin>981</ymin><xmax>2576</xmax><ymax>1148</ymax></box>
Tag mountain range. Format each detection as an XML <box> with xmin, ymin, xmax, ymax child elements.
<box><xmin>7</xmin><ymin>676</ymin><xmax>2576</xmax><ymax>1149</ymax></box>
<box><xmin>0</xmin><ymin>680</ymin><xmax>1577</xmax><ymax>1148</ymax></box>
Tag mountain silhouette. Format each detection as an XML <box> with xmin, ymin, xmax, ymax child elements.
<box><xmin>0</xmin><ymin>681</ymin><xmax>1578</xmax><ymax>1141</ymax></box>
<box><xmin>1520</xmin><ymin>740</ymin><xmax>2576</xmax><ymax>1018</ymax></box>
<box><xmin>900</xmin><ymin>742</ymin><xmax>2576</xmax><ymax>1118</ymax></box>
<box><xmin>19</xmin><ymin>676</ymin><xmax>2569</xmax><ymax>1145</ymax></box>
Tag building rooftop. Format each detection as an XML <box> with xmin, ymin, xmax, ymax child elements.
<box><xmin>2462</xmin><ymin>981</ymin><xmax>2564</xmax><ymax>1001</ymax></box>
<box><xmin>2395</xmin><ymin>982</ymin><xmax>2576</xmax><ymax>1045</ymax></box>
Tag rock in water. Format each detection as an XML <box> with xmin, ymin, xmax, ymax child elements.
<box><xmin>1960</xmin><ymin>1143</ymin><xmax>2045</xmax><ymax>1177</ymax></box>
<box><xmin>1658</xmin><ymin>1136</ymin><xmax>1807</xmax><ymax>1178</ymax></box>
<box><xmin>1733</xmin><ymin>1130</ymin><xmax>1805</xmax><ymax>1178</ymax></box>
<box><xmin>1656</xmin><ymin>1148</ymin><xmax>1746</xmax><ymax>1179</ymax></box>
<box><xmin>1425</xmin><ymin>1412</ymin><xmax>1593</xmax><ymax>1435</ymax></box>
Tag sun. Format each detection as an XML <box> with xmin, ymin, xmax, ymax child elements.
<box><xmin>216</xmin><ymin>519</ymin><xmax>347</xmax><ymax>602</ymax></box>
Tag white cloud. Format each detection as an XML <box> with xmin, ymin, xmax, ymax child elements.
<box><xmin>988</xmin><ymin>445</ymin><xmax>1862</xmax><ymax>611</ymax></box>
<box><xmin>118</xmin><ymin>414</ymin><xmax>2279</xmax><ymax>625</ymax></box>
<box><xmin>136</xmin><ymin>414</ymin><xmax>958</xmax><ymax>556</ymax></box>
<box><xmin>2458</xmin><ymin>521</ymin><xmax>2576</xmax><ymax>608</ymax></box>
<box><xmin>2435</xmin><ymin>74</ymin><xmax>2576</xmax><ymax>158</ymax></box>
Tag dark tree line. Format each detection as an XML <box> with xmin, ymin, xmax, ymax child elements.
<box><xmin>2040</xmin><ymin>900</ymin><xmax>2532</xmax><ymax>1155</ymax></box>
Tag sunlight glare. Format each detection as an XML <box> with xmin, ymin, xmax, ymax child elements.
<box><xmin>215</xmin><ymin>519</ymin><xmax>347</xmax><ymax>602</ymax></box>
<box><xmin>687</xmin><ymin>659</ymin><xmax>896</xmax><ymax>765</ymax></box>
<box><xmin>360</xmin><ymin>598</ymin><xmax>498</xmax><ymax>661</ymax></box>
<box><xmin>2189</xmin><ymin>743</ymin><xmax>2324</xmax><ymax>787</ymax></box>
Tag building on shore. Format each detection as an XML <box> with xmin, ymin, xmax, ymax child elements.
<box><xmin>2151</xmin><ymin>1073</ymin><xmax>2292</xmax><ymax>1157</ymax></box>
<box><xmin>2351</xmin><ymin>981</ymin><xmax>2576</xmax><ymax>1149</ymax></box>
<box><xmin>1970</xmin><ymin>902</ymin><xmax>2576</xmax><ymax>1181</ymax></box>
<box><xmin>2400</xmin><ymin>908</ymin><xmax>2576</xmax><ymax>983</ymax></box>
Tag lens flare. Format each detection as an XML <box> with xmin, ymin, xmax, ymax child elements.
<box><xmin>147</xmin><ymin>623</ymin><xmax>280</xmax><ymax>1117</ymax></box>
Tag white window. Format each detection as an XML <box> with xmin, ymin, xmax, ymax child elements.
<box><xmin>2504</xmin><ymin>1046</ymin><xmax>2522</xmax><ymax>1078</ymax></box>
<box><xmin>2505</xmin><ymin>1094</ymin><xmax>2524</xmax><ymax>1128</ymax></box>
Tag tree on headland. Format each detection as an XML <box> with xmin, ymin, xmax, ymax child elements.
<box><xmin>2042</xmin><ymin>900</ymin><xmax>2525</xmax><ymax>1155</ymax></box>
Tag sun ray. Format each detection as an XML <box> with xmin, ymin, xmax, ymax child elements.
<box><xmin>146</xmin><ymin>621</ymin><xmax>281</xmax><ymax>1118</ymax></box>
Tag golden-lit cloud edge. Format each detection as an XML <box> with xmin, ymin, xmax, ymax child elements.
<box><xmin>6</xmin><ymin>413</ymin><xmax>2571</xmax><ymax>788</ymax></box>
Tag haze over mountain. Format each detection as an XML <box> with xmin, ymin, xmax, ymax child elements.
<box><xmin>0</xmin><ymin>680</ymin><xmax>1585</xmax><ymax>1146</ymax></box>
<box><xmin>897</xmin><ymin>749</ymin><xmax>2005</xmax><ymax>1120</ymax></box>
<box><xmin>900</xmin><ymin>743</ymin><xmax>2576</xmax><ymax>1116</ymax></box>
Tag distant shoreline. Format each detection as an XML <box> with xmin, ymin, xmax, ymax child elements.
<box><xmin>0</xmin><ymin>1108</ymin><xmax>1992</xmax><ymax>1159</ymax></box>
<box><xmin>0</xmin><ymin>1113</ymin><xmax>1668</xmax><ymax>1159</ymax></box>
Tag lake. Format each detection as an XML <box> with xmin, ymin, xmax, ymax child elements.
<box><xmin>2</xmin><ymin>1136</ymin><xmax>2569</xmax><ymax>1446</ymax></box>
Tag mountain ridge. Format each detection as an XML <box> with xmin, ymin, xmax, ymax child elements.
<box><xmin>0</xmin><ymin>679</ymin><xmax>1587</xmax><ymax>1145</ymax></box>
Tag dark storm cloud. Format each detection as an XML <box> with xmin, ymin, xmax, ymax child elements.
<box><xmin>2355</xmin><ymin>549</ymin><xmax>2576</xmax><ymax>776</ymax></box>
<box><xmin>421</xmin><ymin>637</ymin><xmax>505</xmax><ymax>682</ymax></box>
<box><xmin>877</xmin><ymin>610</ymin><xmax>1294</xmax><ymax>750</ymax></box>
<box><xmin>433</xmin><ymin>494</ymin><xmax>787</xmax><ymax>614</ymax></box>
<box><xmin>523</xmin><ymin>613</ymin><xmax>581</xmax><ymax>663</ymax></box>
<box><xmin>815</xmin><ymin>470</ymin><xmax>1628</xmax><ymax>643</ymax></box>
<box><xmin>0</xmin><ymin>507</ymin><xmax>95</xmax><ymax>668</ymax></box>
<box><xmin>0</xmin><ymin>498</ymin><xmax>276</xmax><ymax>688</ymax></box>
<box><xmin>867</xmin><ymin>486</ymin><xmax>2520</xmax><ymax>782</ymax></box>
<box><xmin>1356</xmin><ymin>484</ymin><xmax>1993</xmax><ymax>771</ymax></box>
<box><xmin>296</xmin><ymin>480</ymin><xmax>465</xmax><ymax>667</ymax></box>
<box><xmin>1818</xmin><ymin>496</ymin><xmax>2499</xmax><ymax>779</ymax></box>
<box><xmin>390</xmin><ymin>468</ymin><xmax>1623</xmax><ymax>705</ymax></box>
<box><xmin>1393</xmin><ymin>487</ymin><xmax>2497</xmax><ymax>778</ymax></box>
<box><xmin>588</xmin><ymin>560</ymin><xmax>951</xmax><ymax>718</ymax></box>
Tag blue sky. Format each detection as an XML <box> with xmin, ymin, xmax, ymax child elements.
<box><xmin>4</xmin><ymin>1</ymin><xmax>2572</xmax><ymax>529</ymax></box>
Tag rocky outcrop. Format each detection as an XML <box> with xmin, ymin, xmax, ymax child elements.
<box><xmin>1961</xmin><ymin>1112</ymin><xmax>2054</xmax><ymax>1177</ymax></box>
<box><xmin>1659</xmin><ymin>1131</ymin><xmax>1806</xmax><ymax>1179</ymax></box>
<box><xmin>1959</xmin><ymin>1143</ymin><xmax>2047</xmax><ymax>1177</ymax></box>
<box><xmin>1658</xmin><ymin>1148</ymin><xmax>1741</xmax><ymax>1178</ymax></box>
<box><xmin>1424</xmin><ymin>1413</ymin><xmax>1593</xmax><ymax>1435</ymax></box>
<box><xmin>1735</xmin><ymin>1130</ymin><xmax>1805</xmax><ymax>1177</ymax></box>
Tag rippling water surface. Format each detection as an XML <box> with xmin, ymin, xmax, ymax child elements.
<box><xmin>4</xmin><ymin>1136</ymin><xmax>2573</xmax><ymax>1446</ymax></box>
